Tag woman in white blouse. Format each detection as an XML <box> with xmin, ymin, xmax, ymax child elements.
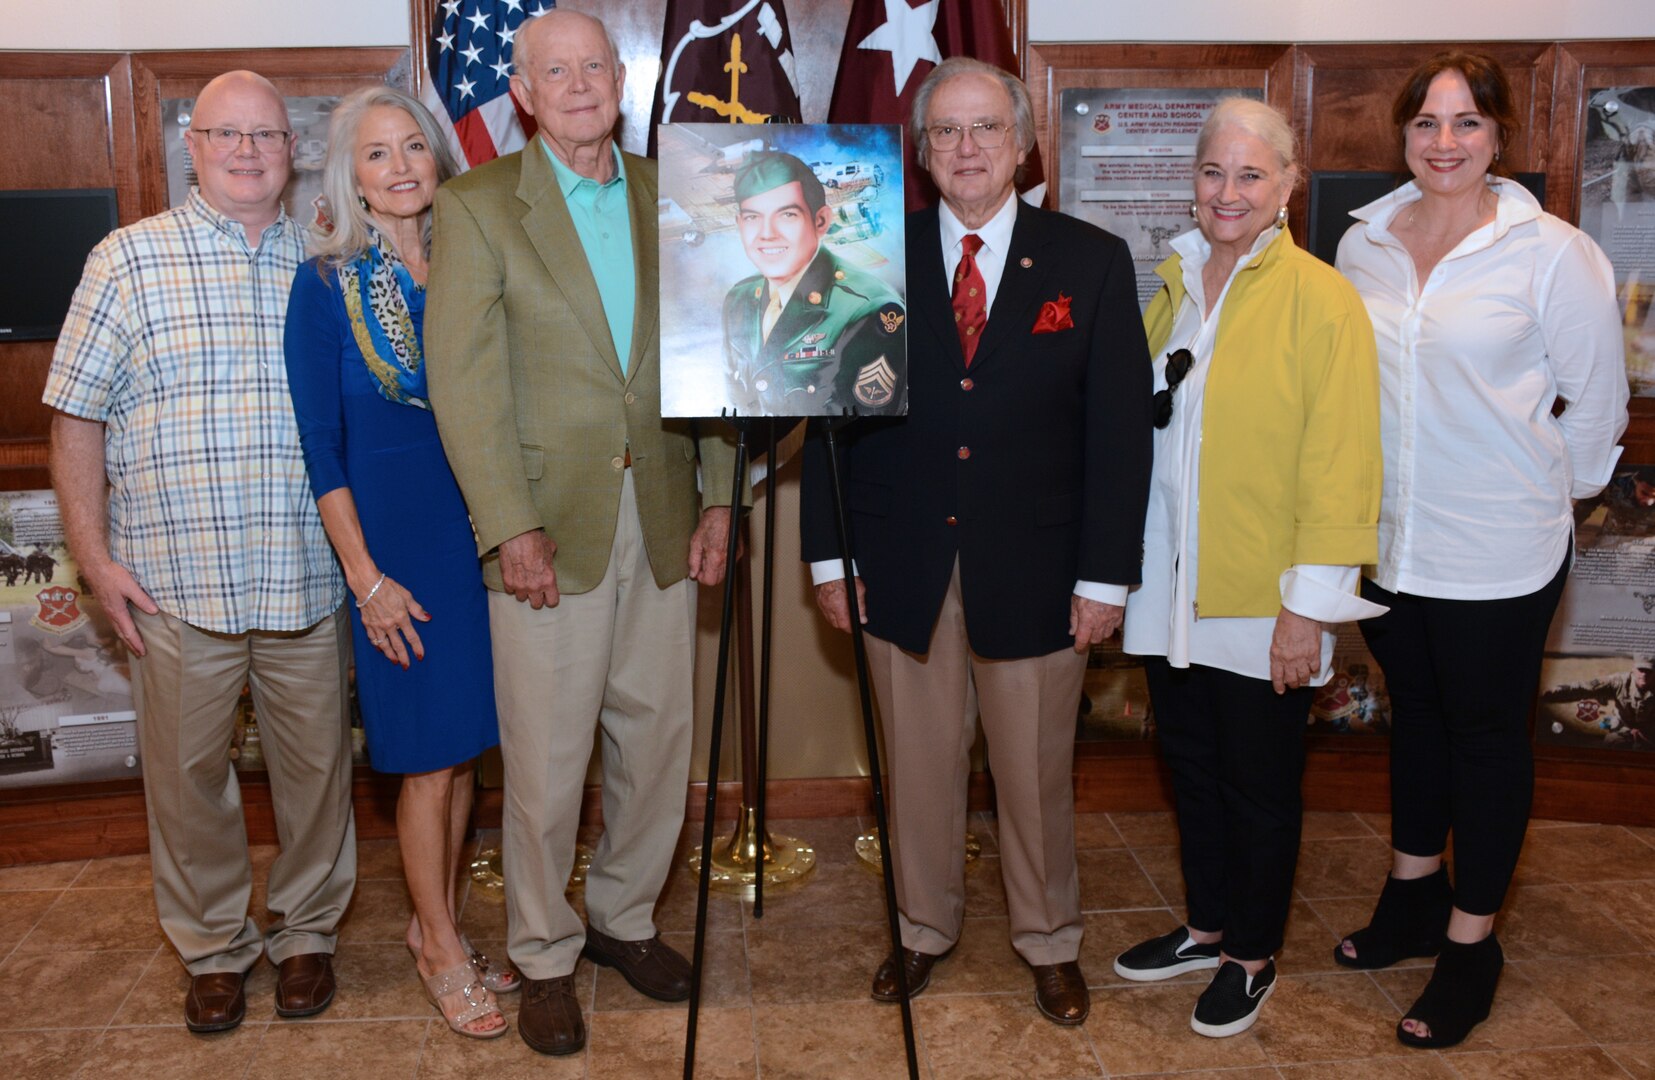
<box><xmin>1334</xmin><ymin>52</ymin><xmax>1628</xmax><ymax>1050</ymax></box>
<box><xmin>1114</xmin><ymin>98</ymin><xmax>1385</xmax><ymax>1039</ymax></box>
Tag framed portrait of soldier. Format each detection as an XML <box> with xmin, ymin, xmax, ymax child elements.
<box><xmin>657</xmin><ymin>123</ymin><xmax>908</xmax><ymax>419</ymax></box>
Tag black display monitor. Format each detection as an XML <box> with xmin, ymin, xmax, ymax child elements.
<box><xmin>0</xmin><ymin>189</ymin><xmax>120</xmax><ymax>342</ymax></box>
<box><xmin>1305</xmin><ymin>171</ymin><xmax>1547</xmax><ymax>266</ymax></box>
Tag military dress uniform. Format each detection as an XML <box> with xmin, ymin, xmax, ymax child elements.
<box><xmin>724</xmin><ymin>247</ymin><xmax>906</xmax><ymax>416</ymax></box>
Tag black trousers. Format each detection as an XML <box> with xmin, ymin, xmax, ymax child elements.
<box><xmin>1359</xmin><ymin>554</ymin><xmax>1570</xmax><ymax>917</ymax></box>
<box><xmin>1145</xmin><ymin>659</ymin><xmax>1313</xmax><ymax>961</ymax></box>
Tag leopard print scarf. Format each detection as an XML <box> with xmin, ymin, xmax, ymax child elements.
<box><xmin>339</xmin><ymin>230</ymin><xmax>428</xmax><ymax>409</ymax></box>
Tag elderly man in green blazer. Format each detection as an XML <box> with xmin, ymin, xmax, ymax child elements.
<box><xmin>425</xmin><ymin>9</ymin><xmax>738</xmax><ymax>1058</ymax></box>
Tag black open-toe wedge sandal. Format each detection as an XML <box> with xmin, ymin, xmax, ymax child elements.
<box><xmin>1396</xmin><ymin>933</ymin><xmax>1503</xmax><ymax>1049</ymax></box>
<box><xmin>1333</xmin><ymin>864</ymin><xmax>1451</xmax><ymax>970</ymax></box>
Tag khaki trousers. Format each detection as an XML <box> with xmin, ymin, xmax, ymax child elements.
<box><xmin>489</xmin><ymin>470</ymin><xmax>697</xmax><ymax>979</ymax></box>
<box><xmin>865</xmin><ymin>562</ymin><xmax>1087</xmax><ymax>966</ymax></box>
<box><xmin>129</xmin><ymin>607</ymin><xmax>357</xmax><ymax>975</ymax></box>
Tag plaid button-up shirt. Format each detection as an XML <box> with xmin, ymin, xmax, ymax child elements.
<box><xmin>44</xmin><ymin>191</ymin><xmax>344</xmax><ymax>633</ymax></box>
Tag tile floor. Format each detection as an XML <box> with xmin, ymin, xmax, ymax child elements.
<box><xmin>2</xmin><ymin>812</ymin><xmax>1654</xmax><ymax>1078</ymax></box>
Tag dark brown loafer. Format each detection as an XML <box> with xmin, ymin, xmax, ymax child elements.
<box><xmin>1033</xmin><ymin>960</ymin><xmax>1090</xmax><ymax>1025</ymax></box>
<box><xmin>275</xmin><ymin>952</ymin><xmax>337</xmax><ymax>1018</ymax></box>
<box><xmin>519</xmin><ymin>975</ymin><xmax>586</xmax><ymax>1056</ymax></box>
<box><xmin>185</xmin><ymin>970</ymin><xmax>246</xmax><ymax>1033</ymax></box>
<box><xmin>582</xmin><ymin>926</ymin><xmax>691</xmax><ymax>1002</ymax></box>
<box><xmin>870</xmin><ymin>947</ymin><xmax>945</xmax><ymax>1002</ymax></box>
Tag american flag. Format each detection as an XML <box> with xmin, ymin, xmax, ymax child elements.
<box><xmin>420</xmin><ymin>0</ymin><xmax>549</xmax><ymax>170</ymax></box>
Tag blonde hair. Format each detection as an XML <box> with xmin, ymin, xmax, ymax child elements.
<box><xmin>311</xmin><ymin>85</ymin><xmax>459</xmax><ymax>265</ymax></box>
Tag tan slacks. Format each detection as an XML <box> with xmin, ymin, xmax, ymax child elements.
<box><xmin>129</xmin><ymin>606</ymin><xmax>357</xmax><ymax>975</ymax></box>
<box><xmin>489</xmin><ymin>469</ymin><xmax>697</xmax><ymax>979</ymax></box>
<box><xmin>865</xmin><ymin>561</ymin><xmax>1087</xmax><ymax>966</ymax></box>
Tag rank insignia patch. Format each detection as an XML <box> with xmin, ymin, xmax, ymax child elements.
<box><xmin>854</xmin><ymin>356</ymin><xmax>897</xmax><ymax>407</ymax></box>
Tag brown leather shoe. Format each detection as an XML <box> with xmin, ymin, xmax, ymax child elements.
<box><xmin>275</xmin><ymin>952</ymin><xmax>337</xmax><ymax>1018</ymax></box>
<box><xmin>184</xmin><ymin>970</ymin><xmax>246</xmax><ymax>1033</ymax></box>
<box><xmin>582</xmin><ymin>926</ymin><xmax>691</xmax><ymax>1002</ymax></box>
<box><xmin>1032</xmin><ymin>960</ymin><xmax>1090</xmax><ymax>1025</ymax></box>
<box><xmin>518</xmin><ymin>975</ymin><xmax>586</xmax><ymax>1056</ymax></box>
<box><xmin>870</xmin><ymin>947</ymin><xmax>944</xmax><ymax>1002</ymax></box>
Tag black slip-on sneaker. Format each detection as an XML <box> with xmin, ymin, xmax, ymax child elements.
<box><xmin>1191</xmin><ymin>959</ymin><xmax>1276</xmax><ymax>1038</ymax></box>
<box><xmin>1113</xmin><ymin>925</ymin><xmax>1223</xmax><ymax>982</ymax></box>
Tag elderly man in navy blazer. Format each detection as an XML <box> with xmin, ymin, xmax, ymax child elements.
<box><xmin>801</xmin><ymin>56</ymin><xmax>1153</xmax><ymax>1025</ymax></box>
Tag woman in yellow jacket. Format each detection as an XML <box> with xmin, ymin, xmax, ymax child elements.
<box><xmin>1113</xmin><ymin>98</ymin><xmax>1386</xmax><ymax>1039</ymax></box>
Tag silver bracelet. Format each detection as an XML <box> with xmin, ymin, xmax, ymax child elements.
<box><xmin>355</xmin><ymin>572</ymin><xmax>386</xmax><ymax>609</ymax></box>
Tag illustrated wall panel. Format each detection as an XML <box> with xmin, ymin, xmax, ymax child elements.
<box><xmin>1554</xmin><ymin>41</ymin><xmax>1655</xmax><ymax>433</ymax></box>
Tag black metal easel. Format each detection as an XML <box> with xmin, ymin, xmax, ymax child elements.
<box><xmin>684</xmin><ymin>414</ymin><xmax>919</xmax><ymax>1080</ymax></box>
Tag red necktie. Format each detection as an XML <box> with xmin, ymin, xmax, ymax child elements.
<box><xmin>952</xmin><ymin>233</ymin><xmax>987</xmax><ymax>367</ymax></box>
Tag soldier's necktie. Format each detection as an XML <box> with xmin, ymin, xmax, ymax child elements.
<box><xmin>761</xmin><ymin>289</ymin><xmax>784</xmax><ymax>343</ymax></box>
<box><xmin>952</xmin><ymin>233</ymin><xmax>987</xmax><ymax>367</ymax></box>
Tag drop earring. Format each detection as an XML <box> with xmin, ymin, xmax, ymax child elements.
<box><xmin>1275</xmin><ymin>205</ymin><xmax>1288</xmax><ymax>229</ymax></box>
<box><xmin>1188</xmin><ymin>202</ymin><xmax>1198</xmax><ymax>219</ymax></box>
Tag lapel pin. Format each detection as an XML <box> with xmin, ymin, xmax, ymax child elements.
<box><xmin>1020</xmin><ymin>257</ymin><xmax>1034</xmax><ymax>268</ymax></box>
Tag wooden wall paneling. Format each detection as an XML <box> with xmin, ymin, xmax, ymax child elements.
<box><xmin>0</xmin><ymin>345</ymin><xmax>57</xmax><ymax>460</ymax></box>
<box><xmin>0</xmin><ymin>52</ymin><xmax>138</xmax><ymax>466</ymax></box>
<box><xmin>1554</xmin><ymin>40</ymin><xmax>1655</xmax><ymax>455</ymax></box>
<box><xmin>0</xmin><ymin>54</ymin><xmax>123</xmax><ymax>191</ymax></box>
<box><xmin>13</xmin><ymin>746</ymin><xmax>1655</xmax><ymax>865</ymax></box>
<box><xmin>1023</xmin><ymin>45</ymin><xmax>1300</xmax><ymax>229</ymax></box>
<box><xmin>1294</xmin><ymin>42</ymin><xmax>1558</xmax><ymax>211</ymax></box>
<box><xmin>128</xmin><ymin>48</ymin><xmax>411</xmax><ymax>219</ymax></box>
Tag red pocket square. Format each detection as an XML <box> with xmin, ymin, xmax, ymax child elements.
<box><xmin>1033</xmin><ymin>293</ymin><xmax>1073</xmax><ymax>334</ymax></box>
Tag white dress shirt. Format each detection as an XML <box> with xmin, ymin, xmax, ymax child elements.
<box><xmin>811</xmin><ymin>193</ymin><xmax>1127</xmax><ymax>605</ymax></box>
<box><xmin>1336</xmin><ymin>179</ymin><xmax>1629</xmax><ymax>600</ymax></box>
<box><xmin>1121</xmin><ymin>226</ymin><xmax>1385</xmax><ymax>685</ymax></box>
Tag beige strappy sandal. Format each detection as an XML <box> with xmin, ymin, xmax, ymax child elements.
<box><xmin>422</xmin><ymin>959</ymin><xmax>507</xmax><ymax>1039</ymax></box>
<box><xmin>460</xmin><ymin>932</ymin><xmax>520</xmax><ymax>994</ymax></box>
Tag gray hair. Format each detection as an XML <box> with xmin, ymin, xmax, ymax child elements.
<box><xmin>512</xmin><ymin>10</ymin><xmax>621</xmax><ymax>83</ymax></box>
<box><xmin>311</xmin><ymin>85</ymin><xmax>459</xmax><ymax>266</ymax></box>
<box><xmin>1194</xmin><ymin>97</ymin><xmax>1301</xmax><ymax>193</ymax></box>
<box><xmin>909</xmin><ymin>57</ymin><xmax>1037</xmax><ymax>170</ymax></box>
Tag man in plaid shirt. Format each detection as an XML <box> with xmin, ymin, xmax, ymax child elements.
<box><xmin>45</xmin><ymin>70</ymin><xmax>356</xmax><ymax>1035</ymax></box>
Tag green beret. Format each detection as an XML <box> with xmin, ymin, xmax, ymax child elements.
<box><xmin>733</xmin><ymin>151</ymin><xmax>827</xmax><ymax>214</ymax></box>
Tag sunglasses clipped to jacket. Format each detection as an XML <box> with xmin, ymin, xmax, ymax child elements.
<box><xmin>1152</xmin><ymin>348</ymin><xmax>1194</xmax><ymax>430</ymax></box>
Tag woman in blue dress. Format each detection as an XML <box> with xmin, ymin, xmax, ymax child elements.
<box><xmin>284</xmin><ymin>86</ymin><xmax>510</xmax><ymax>1039</ymax></box>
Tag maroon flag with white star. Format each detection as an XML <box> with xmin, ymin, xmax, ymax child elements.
<box><xmin>828</xmin><ymin>0</ymin><xmax>1046</xmax><ymax>210</ymax></box>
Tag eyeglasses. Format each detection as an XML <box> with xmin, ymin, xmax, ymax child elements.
<box><xmin>927</xmin><ymin>121</ymin><xmax>1009</xmax><ymax>152</ymax></box>
<box><xmin>1152</xmin><ymin>349</ymin><xmax>1194</xmax><ymax>430</ymax></box>
<box><xmin>190</xmin><ymin>127</ymin><xmax>292</xmax><ymax>152</ymax></box>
